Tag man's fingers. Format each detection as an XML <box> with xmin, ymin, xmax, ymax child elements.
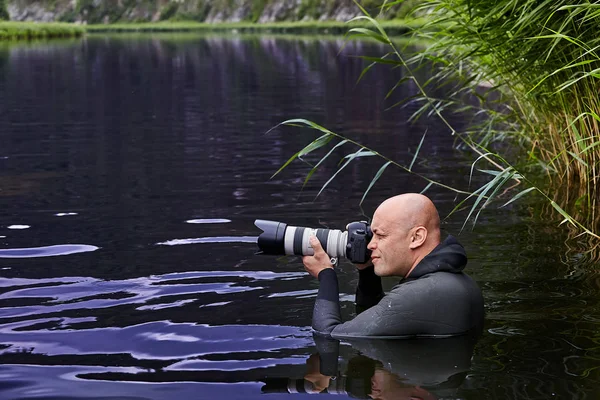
<box><xmin>309</xmin><ymin>236</ymin><xmax>324</xmax><ymax>254</ymax></box>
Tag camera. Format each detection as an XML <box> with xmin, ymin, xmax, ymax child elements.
<box><xmin>254</xmin><ymin>219</ymin><xmax>372</xmax><ymax>264</ymax></box>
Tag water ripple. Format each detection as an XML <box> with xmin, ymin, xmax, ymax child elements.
<box><xmin>0</xmin><ymin>321</ymin><xmax>312</xmax><ymax>358</ymax></box>
<box><xmin>0</xmin><ymin>270</ymin><xmax>306</xmax><ymax>320</ymax></box>
<box><xmin>156</xmin><ymin>236</ymin><xmax>257</xmax><ymax>246</ymax></box>
<box><xmin>167</xmin><ymin>356</ymin><xmax>305</xmax><ymax>371</ymax></box>
<box><xmin>0</xmin><ymin>245</ymin><xmax>99</xmax><ymax>258</ymax></box>
<box><xmin>185</xmin><ymin>219</ymin><xmax>231</xmax><ymax>224</ymax></box>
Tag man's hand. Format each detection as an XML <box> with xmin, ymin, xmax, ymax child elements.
<box><xmin>302</xmin><ymin>236</ymin><xmax>333</xmax><ymax>278</ymax></box>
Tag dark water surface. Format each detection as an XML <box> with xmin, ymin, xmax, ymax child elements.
<box><xmin>0</xmin><ymin>34</ymin><xmax>599</xmax><ymax>400</ymax></box>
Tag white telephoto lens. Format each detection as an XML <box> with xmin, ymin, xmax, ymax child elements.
<box><xmin>283</xmin><ymin>225</ymin><xmax>348</xmax><ymax>259</ymax></box>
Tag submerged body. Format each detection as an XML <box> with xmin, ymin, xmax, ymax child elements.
<box><xmin>313</xmin><ymin>235</ymin><xmax>484</xmax><ymax>338</ymax></box>
<box><xmin>303</xmin><ymin>193</ymin><xmax>484</xmax><ymax>339</ymax></box>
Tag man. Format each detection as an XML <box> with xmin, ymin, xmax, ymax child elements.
<box><xmin>302</xmin><ymin>193</ymin><xmax>484</xmax><ymax>339</ymax></box>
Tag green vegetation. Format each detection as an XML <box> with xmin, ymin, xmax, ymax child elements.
<box><xmin>276</xmin><ymin>1</ymin><xmax>600</xmax><ymax>238</ymax></box>
<box><xmin>0</xmin><ymin>22</ymin><xmax>84</xmax><ymax>39</ymax></box>
<box><xmin>404</xmin><ymin>0</ymin><xmax>600</xmax><ymax>236</ymax></box>
<box><xmin>250</xmin><ymin>0</ymin><xmax>267</xmax><ymax>23</ymax></box>
<box><xmin>0</xmin><ymin>17</ymin><xmax>432</xmax><ymax>41</ymax></box>
<box><xmin>298</xmin><ymin>0</ymin><xmax>320</xmax><ymax>20</ymax></box>
<box><xmin>84</xmin><ymin>18</ymin><xmax>429</xmax><ymax>34</ymax></box>
<box><xmin>159</xmin><ymin>2</ymin><xmax>179</xmax><ymax>21</ymax></box>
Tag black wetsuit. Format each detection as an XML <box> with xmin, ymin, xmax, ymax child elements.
<box><xmin>312</xmin><ymin>235</ymin><xmax>484</xmax><ymax>339</ymax></box>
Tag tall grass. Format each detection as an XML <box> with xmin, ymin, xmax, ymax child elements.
<box><xmin>403</xmin><ymin>0</ymin><xmax>600</xmax><ymax>235</ymax></box>
<box><xmin>273</xmin><ymin>0</ymin><xmax>600</xmax><ymax>238</ymax></box>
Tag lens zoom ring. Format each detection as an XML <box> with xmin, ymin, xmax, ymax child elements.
<box><xmin>316</xmin><ymin>229</ymin><xmax>329</xmax><ymax>253</ymax></box>
<box><xmin>293</xmin><ymin>227</ymin><xmax>305</xmax><ymax>255</ymax></box>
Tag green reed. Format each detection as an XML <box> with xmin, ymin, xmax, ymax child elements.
<box><xmin>273</xmin><ymin>0</ymin><xmax>600</xmax><ymax>238</ymax></box>
<box><xmin>404</xmin><ymin>0</ymin><xmax>600</xmax><ymax>235</ymax></box>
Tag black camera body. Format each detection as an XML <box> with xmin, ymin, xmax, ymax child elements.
<box><xmin>345</xmin><ymin>221</ymin><xmax>372</xmax><ymax>264</ymax></box>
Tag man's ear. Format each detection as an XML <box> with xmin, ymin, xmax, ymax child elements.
<box><xmin>409</xmin><ymin>226</ymin><xmax>427</xmax><ymax>249</ymax></box>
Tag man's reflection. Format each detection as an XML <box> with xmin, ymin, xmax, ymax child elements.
<box><xmin>261</xmin><ymin>333</ymin><xmax>479</xmax><ymax>399</ymax></box>
<box><xmin>369</xmin><ymin>369</ymin><xmax>436</xmax><ymax>400</ymax></box>
<box><xmin>303</xmin><ymin>353</ymin><xmax>335</xmax><ymax>394</ymax></box>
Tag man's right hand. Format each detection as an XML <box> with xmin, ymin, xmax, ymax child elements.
<box><xmin>302</xmin><ymin>236</ymin><xmax>333</xmax><ymax>278</ymax></box>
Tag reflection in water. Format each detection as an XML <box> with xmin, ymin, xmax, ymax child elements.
<box><xmin>260</xmin><ymin>334</ymin><xmax>477</xmax><ymax>399</ymax></box>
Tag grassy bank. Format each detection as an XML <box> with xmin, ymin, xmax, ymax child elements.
<box><xmin>0</xmin><ymin>18</ymin><xmax>429</xmax><ymax>40</ymax></box>
<box><xmin>85</xmin><ymin>19</ymin><xmax>429</xmax><ymax>35</ymax></box>
<box><xmin>0</xmin><ymin>22</ymin><xmax>85</xmax><ymax>40</ymax></box>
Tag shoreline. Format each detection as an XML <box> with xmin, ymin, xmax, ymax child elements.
<box><xmin>0</xmin><ymin>19</ymin><xmax>427</xmax><ymax>40</ymax></box>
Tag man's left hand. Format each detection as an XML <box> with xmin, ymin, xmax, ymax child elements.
<box><xmin>302</xmin><ymin>236</ymin><xmax>333</xmax><ymax>278</ymax></box>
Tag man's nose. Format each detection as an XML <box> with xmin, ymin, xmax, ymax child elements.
<box><xmin>367</xmin><ymin>240</ymin><xmax>376</xmax><ymax>250</ymax></box>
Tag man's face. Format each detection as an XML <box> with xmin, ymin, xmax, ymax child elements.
<box><xmin>367</xmin><ymin>208</ymin><xmax>413</xmax><ymax>277</ymax></box>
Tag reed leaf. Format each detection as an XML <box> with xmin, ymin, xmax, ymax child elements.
<box><xmin>298</xmin><ymin>134</ymin><xmax>333</xmax><ymax>158</ymax></box>
<box><xmin>271</xmin><ymin>151</ymin><xmax>302</xmax><ymax>179</ymax></box>
<box><xmin>461</xmin><ymin>169</ymin><xmax>514</xmax><ymax>232</ymax></box>
<box><xmin>317</xmin><ymin>147</ymin><xmax>368</xmax><ymax>198</ymax></box>
<box><xmin>409</xmin><ymin>129</ymin><xmax>427</xmax><ymax>172</ymax></box>
<box><xmin>347</xmin><ymin>28</ymin><xmax>391</xmax><ymax>45</ymax></box>
<box><xmin>342</xmin><ymin>150</ymin><xmax>377</xmax><ymax>161</ymax></box>
<box><xmin>501</xmin><ymin>187</ymin><xmax>537</xmax><ymax>208</ymax></box>
<box><xmin>420</xmin><ymin>181</ymin><xmax>434</xmax><ymax>194</ymax></box>
<box><xmin>360</xmin><ymin>161</ymin><xmax>393</xmax><ymax>206</ymax></box>
<box><xmin>303</xmin><ymin>140</ymin><xmax>350</xmax><ymax>188</ymax></box>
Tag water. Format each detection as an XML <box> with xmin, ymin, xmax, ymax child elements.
<box><xmin>0</xmin><ymin>34</ymin><xmax>598</xmax><ymax>400</ymax></box>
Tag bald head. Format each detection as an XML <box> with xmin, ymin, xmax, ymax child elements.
<box><xmin>376</xmin><ymin>193</ymin><xmax>441</xmax><ymax>244</ymax></box>
<box><xmin>368</xmin><ymin>194</ymin><xmax>441</xmax><ymax>277</ymax></box>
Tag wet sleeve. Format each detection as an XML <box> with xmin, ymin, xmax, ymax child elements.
<box><xmin>311</xmin><ymin>268</ymin><xmax>342</xmax><ymax>335</ymax></box>
<box><xmin>311</xmin><ymin>267</ymin><xmax>385</xmax><ymax>336</ymax></box>
<box><xmin>311</xmin><ymin>270</ymin><xmax>415</xmax><ymax>339</ymax></box>
<box><xmin>355</xmin><ymin>265</ymin><xmax>384</xmax><ymax>314</ymax></box>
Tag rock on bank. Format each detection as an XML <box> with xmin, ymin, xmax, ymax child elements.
<box><xmin>4</xmin><ymin>0</ymin><xmax>406</xmax><ymax>24</ymax></box>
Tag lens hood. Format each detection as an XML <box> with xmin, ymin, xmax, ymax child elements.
<box><xmin>254</xmin><ymin>219</ymin><xmax>288</xmax><ymax>255</ymax></box>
